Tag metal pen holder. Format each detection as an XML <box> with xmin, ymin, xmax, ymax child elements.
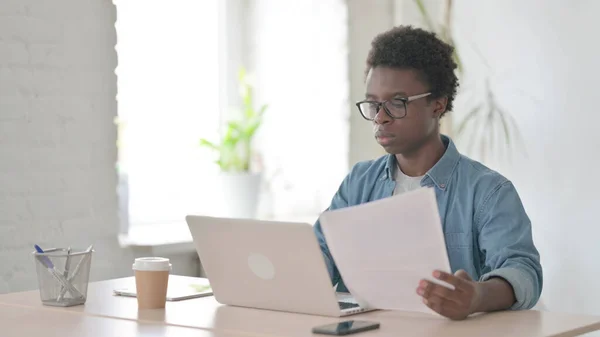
<box><xmin>32</xmin><ymin>247</ymin><xmax>94</xmax><ymax>307</ymax></box>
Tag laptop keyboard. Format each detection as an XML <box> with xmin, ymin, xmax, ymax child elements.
<box><xmin>338</xmin><ymin>301</ymin><xmax>360</xmax><ymax>310</ymax></box>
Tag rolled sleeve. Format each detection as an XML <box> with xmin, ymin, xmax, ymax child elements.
<box><xmin>476</xmin><ymin>181</ymin><xmax>543</xmax><ymax>310</ymax></box>
<box><xmin>480</xmin><ymin>267</ymin><xmax>537</xmax><ymax>310</ymax></box>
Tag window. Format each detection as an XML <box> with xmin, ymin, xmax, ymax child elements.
<box><xmin>115</xmin><ymin>0</ymin><xmax>349</xmax><ymax>231</ymax></box>
<box><xmin>248</xmin><ymin>0</ymin><xmax>350</xmax><ymax>220</ymax></box>
<box><xmin>115</xmin><ymin>0</ymin><xmax>222</xmax><ymax>226</ymax></box>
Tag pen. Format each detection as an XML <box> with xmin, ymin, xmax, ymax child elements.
<box><xmin>62</xmin><ymin>247</ymin><xmax>71</xmax><ymax>295</ymax></box>
<box><xmin>35</xmin><ymin>245</ymin><xmax>83</xmax><ymax>300</ymax></box>
<box><xmin>57</xmin><ymin>245</ymin><xmax>93</xmax><ymax>301</ymax></box>
<box><xmin>68</xmin><ymin>245</ymin><xmax>93</xmax><ymax>282</ymax></box>
<box><xmin>64</xmin><ymin>247</ymin><xmax>71</xmax><ymax>278</ymax></box>
<box><xmin>34</xmin><ymin>245</ymin><xmax>54</xmax><ymax>269</ymax></box>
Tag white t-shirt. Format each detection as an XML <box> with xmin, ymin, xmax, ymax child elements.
<box><xmin>393</xmin><ymin>162</ymin><xmax>424</xmax><ymax>195</ymax></box>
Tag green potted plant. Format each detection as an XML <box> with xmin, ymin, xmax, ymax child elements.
<box><xmin>413</xmin><ymin>0</ymin><xmax>525</xmax><ymax>162</ymax></box>
<box><xmin>199</xmin><ymin>67</ymin><xmax>268</xmax><ymax>218</ymax></box>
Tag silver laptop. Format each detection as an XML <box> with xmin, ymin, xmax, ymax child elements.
<box><xmin>185</xmin><ymin>215</ymin><xmax>375</xmax><ymax>317</ymax></box>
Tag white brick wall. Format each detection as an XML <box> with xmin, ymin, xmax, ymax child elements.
<box><xmin>0</xmin><ymin>0</ymin><xmax>136</xmax><ymax>293</ymax></box>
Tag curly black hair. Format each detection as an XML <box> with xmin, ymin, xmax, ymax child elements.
<box><xmin>366</xmin><ymin>25</ymin><xmax>459</xmax><ymax>116</ymax></box>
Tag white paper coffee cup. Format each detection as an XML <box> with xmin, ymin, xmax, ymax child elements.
<box><xmin>132</xmin><ymin>257</ymin><xmax>172</xmax><ymax>272</ymax></box>
<box><xmin>132</xmin><ymin>257</ymin><xmax>171</xmax><ymax>309</ymax></box>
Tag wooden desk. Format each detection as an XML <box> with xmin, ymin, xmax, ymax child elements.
<box><xmin>1</xmin><ymin>275</ymin><xmax>600</xmax><ymax>337</ymax></box>
<box><xmin>0</xmin><ymin>303</ymin><xmax>238</xmax><ymax>337</ymax></box>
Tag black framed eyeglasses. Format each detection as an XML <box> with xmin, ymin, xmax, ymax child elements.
<box><xmin>355</xmin><ymin>92</ymin><xmax>432</xmax><ymax>121</ymax></box>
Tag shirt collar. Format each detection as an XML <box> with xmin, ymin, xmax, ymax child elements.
<box><xmin>384</xmin><ymin>135</ymin><xmax>461</xmax><ymax>190</ymax></box>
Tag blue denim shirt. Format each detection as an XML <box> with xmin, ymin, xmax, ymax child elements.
<box><xmin>314</xmin><ymin>135</ymin><xmax>542</xmax><ymax>310</ymax></box>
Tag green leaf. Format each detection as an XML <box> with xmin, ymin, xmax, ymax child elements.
<box><xmin>238</xmin><ymin>67</ymin><xmax>246</xmax><ymax>83</ymax></box>
<box><xmin>242</xmin><ymin>85</ymin><xmax>255</xmax><ymax>119</ymax></box>
<box><xmin>257</xmin><ymin>104</ymin><xmax>268</xmax><ymax>117</ymax></box>
<box><xmin>454</xmin><ymin>54</ymin><xmax>463</xmax><ymax>76</ymax></box>
<box><xmin>414</xmin><ymin>0</ymin><xmax>436</xmax><ymax>32</ymax></box>
<box><xmin>199</xmin><ymin>65</ymin><xmax>268</xmax><ymax>173</ymax></box>
<box><xmin>228</xmin><ymin>121</ymin><xmax>245</xmax><ymax>133</ymax></box>
<box><xmin>495</xmin><ymin>105</ymin><xmax>512</xmax><ymax>148</ymax></box>
<box><xmin>244</xmin><ymin>120</ymin><xmax>261</xmax><ymax>140</ymax></box>
<box><xmin>465</xmin><ymin>105</ymin><xmax>487</xmax><ymax>160</ymax></box>
<box><xmin>224</xmin><ymin>123</ymin><xmax>242</xmax><ymax>141</ymax></box>
<box><xmin>455</xmin><ymin>104</ymin><xmax>482</xmax><ymax>137</ymax></box>
<box><xmin>199</xmin><ymin>138</ymin><xmax>219</xmax><ymax>150</ymax></box>
<box><xmin>244</xmin><ymin>105</ymin><xmax>254</xmax><ymax>119</ymax></box>
<box><xmin>222</xmin><ymin>135</ymin><xmax>238</xmax><ymax>148</ymax></box>
<box><xmin>480</xmin><ymin>104</ymin><xmax>498</xmax><ymax>161</ymax></box>
<box><xmin>451</xmin><ymin>40</ymin><xmax>464</xmax><ymax>75</ymax></box>
<box><xmin>465</xmin><ymin>105</ymin><xmax>488</xmax><ymax>158</ymax></box>
<box><xmin>484</xmin><ymin>103</ymin><xmax>496</xmax><ymax>161</ymax></box>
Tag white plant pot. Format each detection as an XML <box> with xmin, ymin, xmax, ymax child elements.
<box><xmin>219</xmin><ymin>172</ymin><xmax>262</xmax><ymax>219</ymax></box>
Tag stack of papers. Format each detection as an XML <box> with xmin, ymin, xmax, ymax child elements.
<box><xmin>319</xmin><ymin>187</ymin><xmax>452</xmax><ymax>314</ymax></box>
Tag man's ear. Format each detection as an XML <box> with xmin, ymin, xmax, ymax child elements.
<box><xmin>432</xmin><ymin>96</ymin><xmax>448</xmax><ymax>119</ymax></box>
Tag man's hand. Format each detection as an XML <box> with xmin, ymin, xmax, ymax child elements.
<box><xmin>416</xmin><ymin>270</ymin><xmax>482</xmax><ymax>320</ymax></box>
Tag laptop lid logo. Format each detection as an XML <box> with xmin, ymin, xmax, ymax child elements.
<box><xmin>247</xmin><ymin>253</ymin><xmax>275</xmax><ymax>280</ymax></box>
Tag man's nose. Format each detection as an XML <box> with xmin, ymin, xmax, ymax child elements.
<box><xmin>373</xmin><ymin>106</ymin><xmax>392</xmax><ymax>125</ymax></box>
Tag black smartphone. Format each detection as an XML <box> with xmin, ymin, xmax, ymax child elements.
<box><xmin>312</xmin><ymin>320</ymin><xmax>380</xmax><ymax>335</ymax></box>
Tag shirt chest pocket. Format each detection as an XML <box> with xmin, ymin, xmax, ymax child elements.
<box><xmin>444</xmin><ymin>232</ymin><xmax>473</xmax><ymax>250</ymax></box>
<box><xmin>443</xmin><ymin>232</ymin><xmax>477</xmax><ymax>277</ymax></box>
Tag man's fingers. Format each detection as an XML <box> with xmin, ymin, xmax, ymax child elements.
<box><xmin>418</xmin><ymin>270</ymin><xmax>476</xmax><ymax>321</ymax></box>
<box><xmin>454</xmin><ymin>269</ymin><xmax>473</xmax><ymax>281</ymax></box>
<box><xmin>422</xmin><ymin>295</ymin><xmax>465</xmax><ymax>320</ymax></box>
<box><xmin>417</xmin><ymin>280</ymin><xmax>461</xmax><ymax>305</ymax></box>
<box><xmin>433</xmin><ymin>270</ymin><xmax>470</xmax><ymax>291</ymax></box>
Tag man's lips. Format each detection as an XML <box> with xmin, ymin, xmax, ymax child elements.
<box><xmin>375</xmin><ymin>131</ymin><xmax>395</xmax><ymax>145</ymax></box>
<box><xmin>375</xmin><ymin>131</ymin><xmax>395</xmax><ymax>139</ymax></box>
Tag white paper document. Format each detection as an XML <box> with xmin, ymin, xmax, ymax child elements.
<box><xmin>319</xmin><ymin>187</ymin><xmax>452</xmax><ymax>315</ymax></box>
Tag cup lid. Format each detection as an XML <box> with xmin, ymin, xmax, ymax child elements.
<box><xmin>132</xmin><ymin>257</ymin><xmax>172</xmax><ymax>271</ymax></box>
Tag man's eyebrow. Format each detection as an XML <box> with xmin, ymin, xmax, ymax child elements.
<box><xmin>365</xmin><ymin>92</ymin><xmax>408</xmax><ymax>99</ymax></box>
